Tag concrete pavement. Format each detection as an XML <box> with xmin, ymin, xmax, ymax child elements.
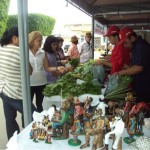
<box><xmin>0</xmin><ymin>98</ymin><xmax>22</xmax><ymax>150</ymax></box>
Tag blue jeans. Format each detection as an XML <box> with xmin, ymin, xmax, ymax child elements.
<box><xmin>1</xmin><ymin>93</ymin><xmax>36</xmax><ymax>140</ymax></box>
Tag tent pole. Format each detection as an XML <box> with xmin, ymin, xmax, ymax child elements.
<box><xmin>92</xmin><ymin>13</ymin><xmax>95</xmax><ymax>59</ymax></box>
<box><xmin>17</xmin><ymin>0</ymin><xmax>32</xmax><ymax>127</ymax></box>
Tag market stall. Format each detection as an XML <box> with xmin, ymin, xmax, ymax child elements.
<box><xmin>6</xmin><ymin>110</ymin><xmax>150</xmax><ymax>150</ymax></box>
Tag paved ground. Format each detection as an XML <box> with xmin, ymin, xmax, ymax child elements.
<box><xmin>0</xmin><ymin>98</ymin><xmax>23</xmax><ymax>150</ymax></box>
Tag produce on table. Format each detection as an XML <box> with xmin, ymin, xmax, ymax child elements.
<box><xmin>69</xmin><ymin>58</ymin><xmax>80</xmax><ymax>68</ymax></box>
<box><xmin>104</xmin><ymin>75</ymin><xmax>132</xmax><ymax>101</ymax></box>
<box><xmin>43</xmin><ymin>60</ymin><xmax>101</xmax><ymax>98</ymax></box>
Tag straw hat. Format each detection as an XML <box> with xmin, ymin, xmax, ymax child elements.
<box><xmin>70</xmin><ymin>35</ymin><xmax>78</xmax><ymax>42</ymax></box>
<box><xmin>85</xmin><ymin>32</ymin><xmax>92</xmax><ymax>37</ymax></box>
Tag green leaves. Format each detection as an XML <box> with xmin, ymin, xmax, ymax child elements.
<box><xmin>7</xmin><ymin>13</ymin><xmax>55</xmax><ymax>36</ymax></box>
<box><xmin>0</xmin><ymin>0</ymin><xmax>10</xmax><ymax>36</ymax></box>
<box><xmin>43</xmin><ymin>61</ymin><xmax>101</xmax><ymax>98</ymax></box>
<box><xmin>104</xmin><ymin>75</ymin><xmax>132</xmax><ymax>101</ymax></box>
<box><xmin>69</xmin><ymin>58</ymin><xmax>80</xmax><ymax>68</ymax></box>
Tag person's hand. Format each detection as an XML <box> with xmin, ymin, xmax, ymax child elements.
<box><xmin>65</xmin><ymin>66</ymin><xmax>74</xmax><ymax>72</ymax></box>
<box><xmin>123</xmin><ymin>64</ymin><xmax>130</xmax><ymax>69</ymax></box>
<box><xmin>95</xmin><ymin>59</ymin><xmax>104</xmax><ymax>65</ymax></box>
<box><xmin>118</xmin><ymin>71</ymin><xmax>123</xmax><ymax>76</ymax></box>
<box><xmin>57</xmin><ymin>66</ymin><xmax>65</xmax><ymax>73</ymax></box>
<box><xmin>61</xmin><ymin>60</ymin><xmax>68</xmax><ymax>64</ymax></box>
<box><xmin>103</xmin><ymin>55</ymin><xmax>110</xmax><ymax>61</ymax></box>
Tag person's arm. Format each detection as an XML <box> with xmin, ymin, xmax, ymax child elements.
<box><xmin>60</xmin><ymin>59</ymin><xmax>68</xmax><ymax>65</ymax></box>
<box><xmin>78</xmin><ymin>44</ymin><xmax>82</xmax><ymax>55</ymax></box>
<box><xmin>118</xmin><ymin>65</ymin><xmax>143</xmax><ymax>75</ymax></box>
<box><xmin>29</xmin><ymin>63</ymin><xmax>33</xmax><ymax>75</ymax></box>
<box><xmin>67</xmin><ymin>46</ymin><xmax>72</xmax><ymax>57</ymax></box>
<box><xmin>43</xmin><ymin>52</ymin><xmax>65</xmax><ymax>73</ymax></box>
<box><xmin>95</xmin><ymin>59</ymin><xmax>112</xmax><ymax>68</ymax></box>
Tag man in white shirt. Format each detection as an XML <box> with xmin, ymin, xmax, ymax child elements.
<box><xmin>79</xmin><ymin>32</ymin><xmax>93</xmax><ymax>63</ymax></box>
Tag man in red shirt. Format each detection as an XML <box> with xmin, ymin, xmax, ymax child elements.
<box><xmin>95</xmin><ymin>26</ymin><xmax>130</xmax><ymax>75</ymax></box>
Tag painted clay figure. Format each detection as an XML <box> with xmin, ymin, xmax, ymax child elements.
<box><xmin>29</xmin><ymin>129</ymin><xmax>33</xmax><ymax>139</ymax></box>
<box><xmin>80</xmin><ymin>108</ymin><xmax>104</xmax><ymax>150</ymax></box>
<box><xmin>124</xmin><ymin>114</ymin><xmax>136</xmax><ymax>144</ymax></box>
<box><xmin>68</xmin><ymin>117</ymin><xmax>82</xmax><ymax>146</ymax></box>
<box><xmin>52</xmin><ymin>100</ymin><xmax>70</xmax><ymax>139</ymax></box>
<box><xmin>96</xmin><ymin>98</ymin><xmax>108</xmax><ymax>116</ymax></box>
<box><xmin>33</xmin><ymin>130</ymin><xmax>38</xmax><ymax>143</ymax></box>
<box><xmin>123</xmin><ymin>92</ymin><xmax>135</xmax><ymax>127</ymax></box>
<box><xmin>45</xmin><ymin>132</ymin><xmax>52</xmax><ymax>144</ymax></box>
<box><xmin>103</xmin><ymin>110</ymin><xmax>125</xmax><ymax>150</ymax></box>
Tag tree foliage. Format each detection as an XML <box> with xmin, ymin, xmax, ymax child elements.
<box><xmin>0</xmin><ymin>0</ymin><xmax>10</xmax><ymax>36</ymax></box>
<box><xmin>7</xmin><ymin>13</ymin><xmax>55</xmax><ymax>35</ymax></box>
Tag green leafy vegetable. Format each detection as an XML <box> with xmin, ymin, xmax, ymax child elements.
<box><xmin>104</xmin><ymin>75</ymin><xmax>132</xmax><ymax>101</ymax></box>
<box><xmin>69</xmin><ymin>58</ymin><xmax>80</xmax><ymax>68</ymax></box>
<box><xmin>43</xmin><ymin>61</ymin><xmax>101</xmax><ymax>98</ymax></box>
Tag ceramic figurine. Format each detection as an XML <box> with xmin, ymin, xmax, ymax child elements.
<box><xmin>45</xmin><ymin>133</ymin><xmax>52</xmax><ymax>144</ymax></box>
<box><xmin>74</xmin><ymin>98</ymin><xmax>83</xmax><ymax>120</ymax></box>
<box><xmin>136</xmin><ymin>110</ymin><xmax>147</xmax><ymax>135</ymax></box>
<box><xmin>66</xmin><ymin>95</ymin><xmax>75</xmax><ymax>126</ymax></box>
<box><xmin>103</xmin><ymin>110</ymin><xmax>125</xmax><ymax>150</ymax></box>
<box><xmin>68</xmin><ymin>117</ymin><xmax>82</xmax><ymax>146</ymax></box>
<box><xmin>130</xmin><ymin>102</ymin><xmax>148</xmax><ymax>135</ymax></box>
<box><xmin>32</xmin><ymin>122</ymin><xmax>37</xmax><ymax>130</ymax></box>
<box><xmin>124</xmin><ymin>114</ymin><xmax>136</xmax><ymax>144</ymax></box>
<box><xmin>51</xmin><ymin>100</ymin><xmax>70</xmax><ymax>139</ymax></box>
<box><xmin>38</xmin><ymin>128</ymin><xmax>46</xmax><ymax>140</ymax></box>
<box><xmin>83</xmin><ymin>97</ymin><xmax>93</xmax><ymax>128</ymax></box>
<box><xmin>123</xmin><ymin>92</ymin><xmax>135</xmax><ymax>127</ymax></box>
<box><xmin>29</xmin><ymin>129</ymin><xmax>33</xmax><ymax>139</ymax></box>
<box><xmin>96</xmin><ymin>97</ymin><xmax>108</xmax><ymax>116</ymax></box>
<box><xmin>106</xmin><ymin>101</ymin><xmax>118</xmax><ymax>116</ymax></box>
<box><xmin>47</xmin><ymin>120</ymin><xmax>53</xmax><ymax>132</ymax></box>
<box><xmin>80</xmin><ymin>108</ymin><xmax>104</xmax><ymax>150</ymax></box>
<box><xmin>33</xmin><ymin>130</ymin><xmax>38</xmax><ymax>143</ymax></box>
<box><xmin>73</xmin><ymin>118</ymin><xmax>82</xmax><ymax>139</ymax></box>
<box><xmin>37</xmin><ymin>121</ymin><xmax>41</xmax><ymax>129</ymax></box>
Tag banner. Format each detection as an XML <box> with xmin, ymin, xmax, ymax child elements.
<box><xmin>94</xmin><ymin>20</ymin><xmax>105</xmax><ymax>35</ymax></box>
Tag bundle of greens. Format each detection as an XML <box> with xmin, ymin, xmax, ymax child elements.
<box><xmin>43</xmin><ymin>60</ymin><xmax>101</xmax><ymax>98</ymax></box>
<box><xmin>104</xmin><ymin>75</ymin><xmax>132</xmax><ymax>101</ymax></box>
<box><xmin>43</xmin><ymin>73</ymin><xmax>101</xmax><ymax>98</ymax></box>
<box><xmin>69</xmin><ymin>58</ymin><xmax>80</xmax><ymax>68</ymax></box>
<box><xmin>73</xmin><ymin>61</ymin><xmax>94</xmax><ymax>82</ymax></box>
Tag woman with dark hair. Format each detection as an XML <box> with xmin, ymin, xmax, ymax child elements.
<box><xmin>1</xmin><ymin>26</ymin><xmax>19</xmax><ymax>46</ymax></box>
<box><xmin>55</xmin><ymin>36</ymin><xmax>68</xmax><ymax>66</ymax></box>
<box><xmin>0</xmin><ymin>26</ymin><xmax>36</xmax><ymax>140</ymax></box>
<box><xmin>43</xmin><ymin>35</ymin><xmax>65</xmax><ymax>83</ymax></box>
<box><xmin>56</xmin><ymin>36</ymin><xmax>65</xmax><ymax>60</ymax></box>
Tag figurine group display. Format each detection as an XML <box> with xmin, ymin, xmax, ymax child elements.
<box><xmin>29</xmin><ymin>93</ymin><xmax>149</xmax><ymax>150</ymax></box>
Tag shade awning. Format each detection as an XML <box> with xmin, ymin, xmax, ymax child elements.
<box><xmin>66</xmin><ymin>0</ymin><xmax>150</xmax><ymax>30</ymax></box>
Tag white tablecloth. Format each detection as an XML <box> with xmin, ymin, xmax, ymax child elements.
<box><xmin>6</xmin><ymin>121</ymin><xmax>150</xmax><ymax>150</ymax></box>
<box><xmin>42</xmin><ymin>94</ymin><xmax>102</xmax><ymax>110</ymax></box>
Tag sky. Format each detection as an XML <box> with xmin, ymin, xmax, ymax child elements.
<box><xmin>8</xmin><ymin>0</ymin><xmax>92</xmax><ymax>34</ymax></box>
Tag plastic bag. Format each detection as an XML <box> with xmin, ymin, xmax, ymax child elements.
<box><xmin>92</xmin><ymin>65</ymin><xmax>105</xmax><ymax>84</ymax></box>
<box><xmin>104</xmin><ymin>73</ymin><xmax>119</xmax><ymax>95</ymax></box>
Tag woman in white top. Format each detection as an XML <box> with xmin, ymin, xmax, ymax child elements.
<box><xmin>29</xmin><ymin>31</ymin><xmax>65</xmax><ymax>112</ymax></box>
